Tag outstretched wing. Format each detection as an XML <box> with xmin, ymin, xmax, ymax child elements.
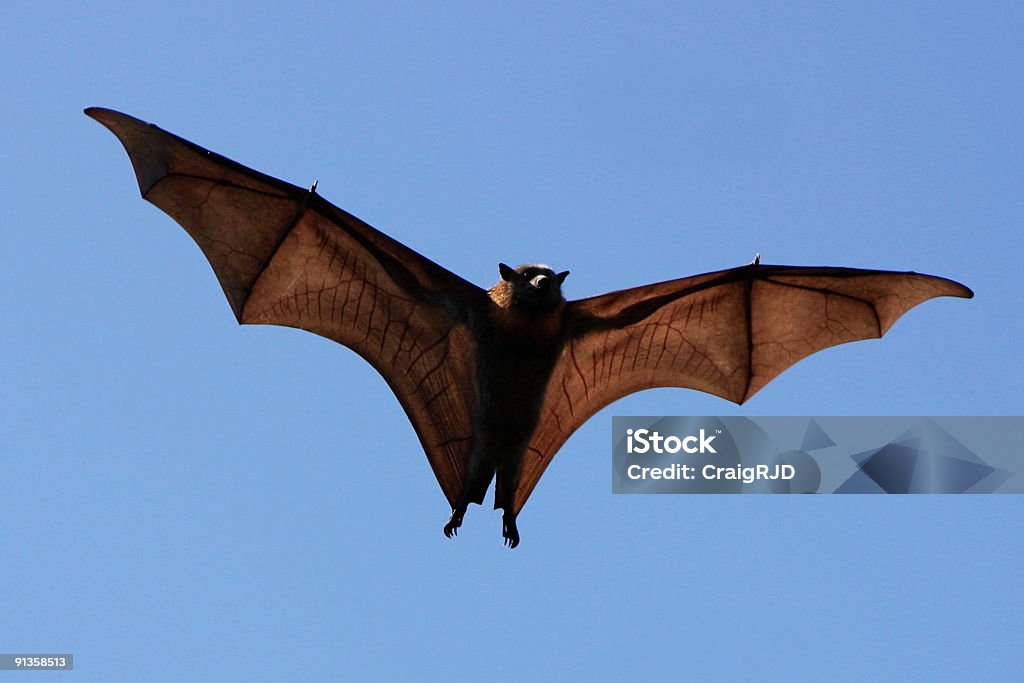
<box><xmin>87</xmin><ymin>107</ymin><xmax>485</xmax><ymax>506</ymax></box>
<box><xmin>514</xmin><ymin>264</ymin><xmax>972</xmax><ymax>511</ymax></box>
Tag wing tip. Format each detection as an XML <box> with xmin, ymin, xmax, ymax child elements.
<box><xmin>85</xmin><ymin>107</ymin><xmax>170</xmax><ymax>196</ymax></box>
<box><xmin>911</xmin><ymin>271</ymin><xmax>973</xmax><ymax>300</ymax></box>
<box><xmin>84</xmin><ymin>106</ymin><xmax>144</xmax><ymax>129</ymax></box>
<box><xmin>84</xmin><ymin>106</ymin><xmax>145</xmax><ymax>145</ymax></box>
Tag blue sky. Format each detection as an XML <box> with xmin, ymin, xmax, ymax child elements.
<box><xmin>2</xmin><ymin>2</ymin><xmax>1021</xmax><ymax>680</ymax></box>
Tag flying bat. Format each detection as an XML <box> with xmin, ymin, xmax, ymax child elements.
<box><xmin>86</xmin><ymin>107</ymin><xmax>973</xmax><ymax>548</ymax></box>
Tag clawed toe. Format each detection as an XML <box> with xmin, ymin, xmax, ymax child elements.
<box><xmin>443</xmin><ymin>509</ymin><xmax>464</xmax><ymax>539</ymax></box>
<box><xmin>501</xmin><ymin>514</ymin><xmax>520</xmax><ymax>549</ymax></box>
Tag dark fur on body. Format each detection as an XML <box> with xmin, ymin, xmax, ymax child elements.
<box><xmin>444</xmin><ymin>264</ymin><xmax>569</xmax><ymax>547</ymax></box>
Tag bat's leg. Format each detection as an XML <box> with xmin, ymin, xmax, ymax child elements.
<box><xmin>443</xmin><ymin>485</ymin><xmax>474</xmax><ymax>538</ymax></box>
<box><xmin>443</xmin><ymin>441</ymin><xmax>493</xmax><ymax>539</ymax></box>
<box><xmin>501</xmin><ymin>511</ymin><xmax>520</xmax><ymax>549</ymax></box>
<box><xmin>443</xmin><ymin>505</ymin><xmax>466</xmax><ymax>538</ymax></box>
<box><xmin>495</xmin><ymin>450</ymin><xmax>524</xmax><ymax>549</ymax></box>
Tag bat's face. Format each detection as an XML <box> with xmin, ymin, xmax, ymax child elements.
<box><xmin>497</xmin><ymin>263</ymin><xmax>570</xmax><ymax>310</ymax></box>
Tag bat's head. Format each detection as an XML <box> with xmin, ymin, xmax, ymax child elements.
<box><xmin>491</xmin><ymin>263</ymin><xmax>570</xmax><ymax>311</ymax></box>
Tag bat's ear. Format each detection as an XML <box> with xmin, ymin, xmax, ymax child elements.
<box><xmin>499</xmin><ymin>263</ymin><xmax>518</xmax><ymax>282</ymax></box>
<box><xmin>557</xmin><ymin>270</ymin><xmax>570</xmax><ymax>284</ymax></box>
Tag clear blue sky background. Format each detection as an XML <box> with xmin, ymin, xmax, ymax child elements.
<box><xmin>2</xmin><ymin>3</ymin><xmax>1021</xmax><ymax>680</ymax></box>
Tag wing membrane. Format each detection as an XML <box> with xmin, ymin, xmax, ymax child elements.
<box><xmin>514</xmin><ymin>265</ymin><xmax>972</xmax><ymax>511</ymax></box>
<box><xmin>88</xmin><ymin>107</ymin><xmax>482</xmax><ymax>505</ymax></box>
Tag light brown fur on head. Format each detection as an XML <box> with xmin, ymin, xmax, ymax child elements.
<box><xmin>487</xmin><ymin>279</ymin><xmax>515</xmax><ymax>308</ymax></box>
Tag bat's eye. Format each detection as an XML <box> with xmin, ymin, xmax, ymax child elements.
<box><xmin>531</xmin><ymin>275</ymin><xmax>551</xmax><ymax>291</ymax></box>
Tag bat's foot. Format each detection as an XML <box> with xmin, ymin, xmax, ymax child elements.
<box><xmin>443</xmin><ymin>508</ymin><xmax>465</xmax><ymax>539</ymax></box>
<box><xmin>501</xmin><ymin>512</ymin><xmax>520</xmax><ymax>549</ymax></box>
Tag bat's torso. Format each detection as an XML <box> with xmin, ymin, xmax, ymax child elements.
<box><xmin>477</xmin><ymin>304</ymin><xmax>564</xmax><ymax>423</ymax></box>
<box><xmin>460</xmin><ymin>300</ymin><xmax>566</xmax><ymax>505</ymax></box>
